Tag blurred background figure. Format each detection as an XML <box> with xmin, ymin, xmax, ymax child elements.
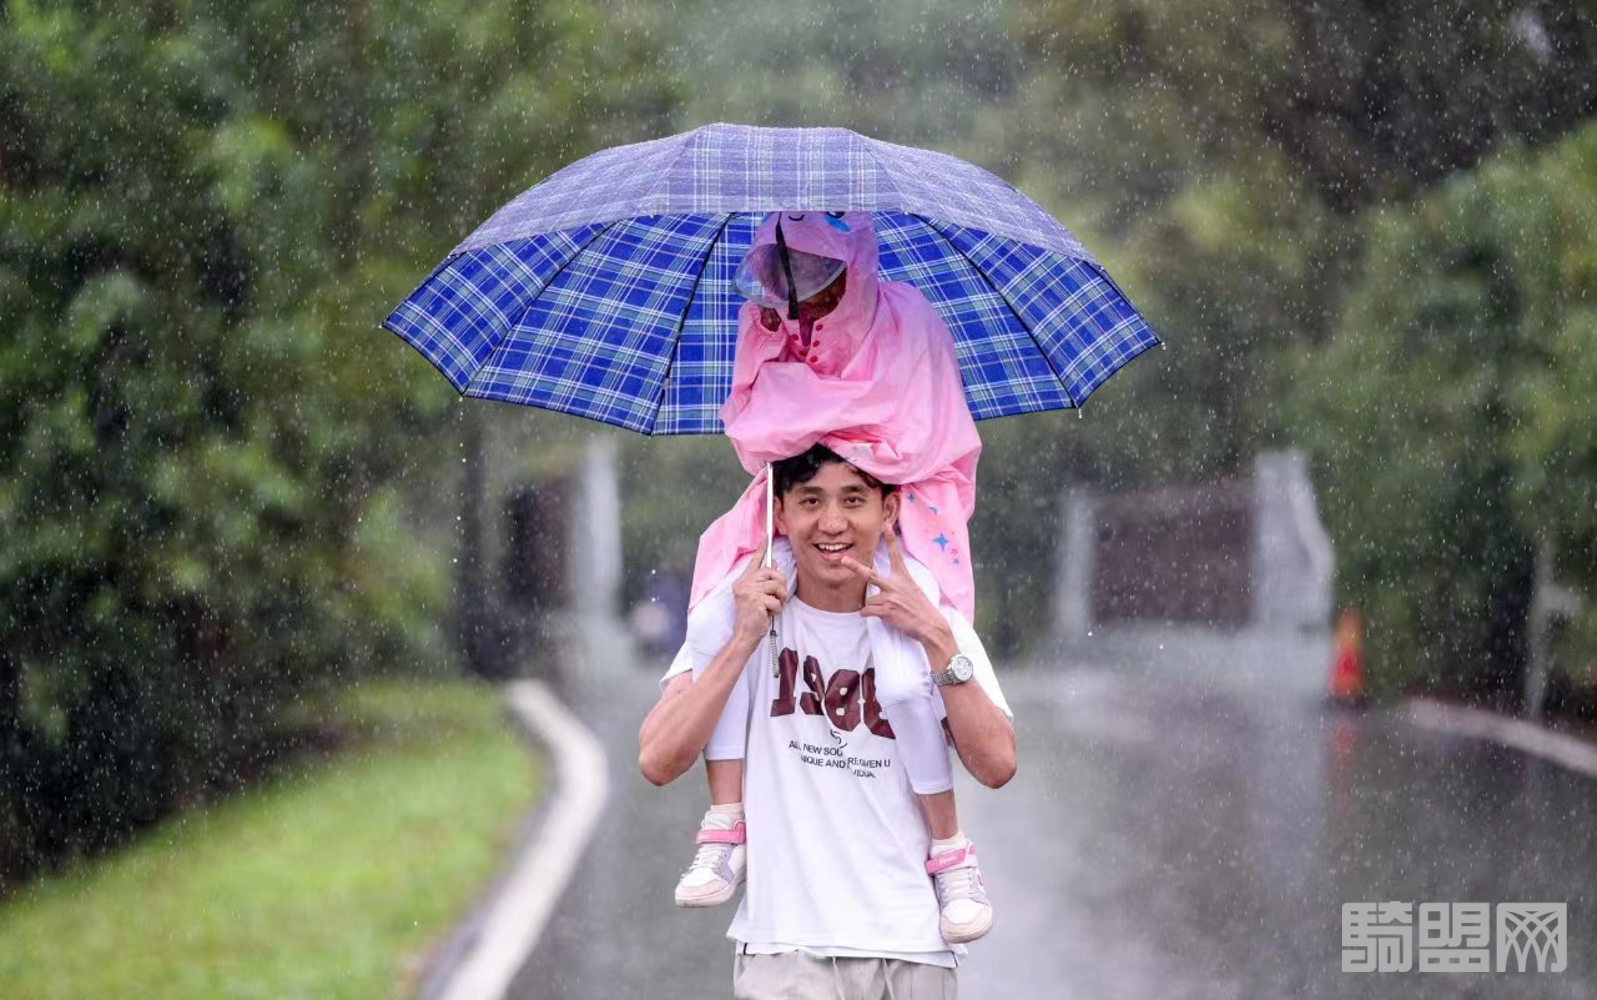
<box><xmin>630</xmin><ymin>571</ymin><xmax>690</xmax><ymax>658</ymax></box>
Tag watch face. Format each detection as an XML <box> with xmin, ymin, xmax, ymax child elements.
<box><xmin>951</xmin><ymin>654</ymin><xmax>974</xmax><ymax>681</ymax></box>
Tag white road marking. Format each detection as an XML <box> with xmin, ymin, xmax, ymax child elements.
<box><xmin>1408</xmin><ymin>698</ymin><xmax>1597</xmax><ymax>779</ymax></box>
<box><xmin>436</xmin><ymin>679</ymin><xmax>610</xmax><ymax>1000</ymax></box>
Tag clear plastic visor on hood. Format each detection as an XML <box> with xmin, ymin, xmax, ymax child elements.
<box><xmin>732</xmin><ymin>243</ymin><xmax>847</xmax><ymax>309</ymax></box>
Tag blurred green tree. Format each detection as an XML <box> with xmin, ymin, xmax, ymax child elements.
<box><xmin>1287</xmin><ymin>124</ymin><xmax>1597</xmax><ymax>700</ymax></box>
<box><xmin>0</xmin><ymin>0</ymin><xmax>676</xmax><ymax>889</ymax></box>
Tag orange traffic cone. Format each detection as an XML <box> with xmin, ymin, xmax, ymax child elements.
<box><xmin>1326</xmin><ymin>607</ymin><xmax>1367</xmax><ymax>708</ymax></box>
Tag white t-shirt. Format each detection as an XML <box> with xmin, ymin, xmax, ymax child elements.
<box><xmin>662</xmin><ymin>594</ymin><xmax>1011</xmax><ymax>966</ymax></box>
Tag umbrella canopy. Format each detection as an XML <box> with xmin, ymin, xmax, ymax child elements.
<box><xmin>383</xmin><ymin>122</ymin><xmax>1159</xmax><ymax>435</ymax></box>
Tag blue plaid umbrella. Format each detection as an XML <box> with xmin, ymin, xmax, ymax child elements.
<box><xmin>383</xmin><ymin>123</ymin><xmax>1159</xmax><ymax>435</ymax></box>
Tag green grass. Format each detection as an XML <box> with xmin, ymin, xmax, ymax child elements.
<box><xmin>0</xmin><ymin>678</ymin><xmax>543</xmax><ymax>1000</ymax></box>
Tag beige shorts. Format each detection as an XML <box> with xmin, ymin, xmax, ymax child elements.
<box><xmin>732</xmin><ymin>949</ymin><xmax>958</xmax><ymax>1000</ymax></box>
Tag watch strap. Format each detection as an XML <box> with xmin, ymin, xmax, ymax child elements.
<box><xmin>933</xmin><ymin>653</ymin><xmax>972</xmax><ymax>686</ymax></box>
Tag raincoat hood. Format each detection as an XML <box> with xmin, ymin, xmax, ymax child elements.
<box><xmin>699</xmin><ymin>213</ymin><xmax>984</xmax><ymax>620</ymax></box>
<box><xmin>745</xmin><ymin>210</ymin><xmax>880</xmax><ymax>342</ymax></box>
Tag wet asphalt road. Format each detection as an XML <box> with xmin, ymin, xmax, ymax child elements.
<box><xmin>507</xmin><ymin>619</ymin><xmax>1594</xmax><ymax>999</ymax></box>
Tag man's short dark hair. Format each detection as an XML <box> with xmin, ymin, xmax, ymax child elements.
<box><xmin>772</xmin><ymin>443</ymin><xmax>896</xmax><ymax>497</ymax></box>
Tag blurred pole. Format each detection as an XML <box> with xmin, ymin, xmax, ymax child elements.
<box><xmin>564</xmin><ymin>436</ymin><xmax>628</xmax><ymax>692</ymax></box>
<box><xmin>1055</xmin><ymin>486</ymin><xmax>1096</xmax><ymax>646</ymax></box>
<box><xmin>570</xmin><ymin>436</ymin><xmax>623</xmax><ymax>622</ymax></box>
<box><xmin>1250</xmin><ymin>451</ymin><xmax>1334</xmax><ymax>633</ymax></box>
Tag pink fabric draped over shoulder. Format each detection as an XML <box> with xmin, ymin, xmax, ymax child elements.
<box><xmin>688</xmin><ymin>210</ymin><xmax>982</xmax><ymax>621</ymax></box>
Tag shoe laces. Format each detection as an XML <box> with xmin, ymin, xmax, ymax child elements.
<box><xmin>688</xmin><ymin>840</ymin><xmax>734</xmax><ymax>874</ymax></box>
<box><xmin>934</xmin><ymin>862</ymin><xmax>982</xmax><ymax>901</ymax></box>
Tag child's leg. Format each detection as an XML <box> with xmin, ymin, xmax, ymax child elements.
<box><xmin>894</xmin><ymin>690</ymin><xmax>993</xmax><ymax>943</ymax></box>
<box><xmin>706</xmin><ymin>758</ymin><xmax>745</xmax><ymax>805</ymax></box>
<box><xmin>677</xmin><ymin>648</ymin><xmax>751</xmax><ymax>908</ymax></box>
<box><xmin>700</xmin><ymin>649</ymin><xmax>750</xmax><ymax>794</ymax></box>
<box><xmin>900</xmin><ymin>698</ymin><xmax>958</xmax><ymax>837</ymax></box>
<box><xmin>891</xmin><ymin>689</ymin><xmax>954</xmax><ymax>800</ymax></box>
<box><xmin>689</xmin><ymin>577</ymin><xmax>753</xmax><ymax>792</ymax></box>
<box><xmin>917</xmin><ymin>788</ymin><xmax>960</xmax><ymax>841</ymax></box>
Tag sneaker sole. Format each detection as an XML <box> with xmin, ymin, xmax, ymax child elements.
<box><xmin>675</xmin><ymin>871</ymin><xmax>745</xmax><ymax>908</ymax></box>
<box><xmin>941</xmin><ymin>907</ymin><xmax>993</xmax><ymax>944</ymax></box>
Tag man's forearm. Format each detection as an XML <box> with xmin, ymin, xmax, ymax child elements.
<box><xmin>638</xmin><ymin>634</ymin><xmax>761</xmax><ymax>786</ymax></box>
<box><xmin>920</xmin><ymin>628</ymin><xmax>1017</xmax><ymax>789</ymax></box>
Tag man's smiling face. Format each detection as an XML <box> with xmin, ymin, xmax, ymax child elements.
<box><xmin>775</xmin><ymin>458</ymin><xmax>899</xmax><ymax>612</ymax></box>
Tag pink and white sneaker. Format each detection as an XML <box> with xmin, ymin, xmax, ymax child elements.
<box><xmin>674</xmin><ymin>811</ymin><xmax>747</xmax><ymax>907</ymax></box>
<box><xmin>926</xmin><ymin>841</ymin><xmax>993</xmax><ymax>943</ymax></box>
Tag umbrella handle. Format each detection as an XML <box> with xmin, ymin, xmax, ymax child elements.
<box><xmin>766</xmin><ymin>463</ymin><xmax>778</xmax><ymax>676</ymax></box>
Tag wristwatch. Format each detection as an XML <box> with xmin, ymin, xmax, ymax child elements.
<box><xmin>932</xmin><ymin>652</ymin><xmax>975</xmax><ymax>687</ymax></box>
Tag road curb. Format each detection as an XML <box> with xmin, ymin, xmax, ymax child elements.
<box><xmin>1407</xmin><ymin>697</ymin><xmax>1597</xmax><ymax>780</ymax></box>
<box><xmin>421</xmin><ymin>679</ymin><xmax>610</xmax><ymax>1000</ymax></box>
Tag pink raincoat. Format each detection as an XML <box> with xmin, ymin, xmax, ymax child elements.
<box><xmin>688</xmin><ymin>211</ymin><xmax>982</xmax><ymax>620</ymax></box>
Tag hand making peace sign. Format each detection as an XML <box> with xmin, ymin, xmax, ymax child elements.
<box><xmin>838</xmin><ymin>529</ymin><xmax>953</xmax><ymax>648</ymax></box>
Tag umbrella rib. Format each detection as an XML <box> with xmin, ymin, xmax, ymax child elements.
<box><xmin>626</xmin><ymin>125</ymin><xmax>708</xmax><ymax>225</ymax></box>
<box><xmin>463</xmin><ymin>220</ymin><xmax>620</xmax><ymax>399</ymax></box>
<box><xmin>913</xmin><ymin>215</ymin><xmax>1081</xmax><ymax>410</ymax></box>
<box><xmin>860</xmin><ymin>137</ymin><xmax>910</xmax><ymax>216</ymax></box>
<box><xmin>644</xmin><ymin>212</ymin><xmax>735</xmax><ymax>436</ymax></box>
